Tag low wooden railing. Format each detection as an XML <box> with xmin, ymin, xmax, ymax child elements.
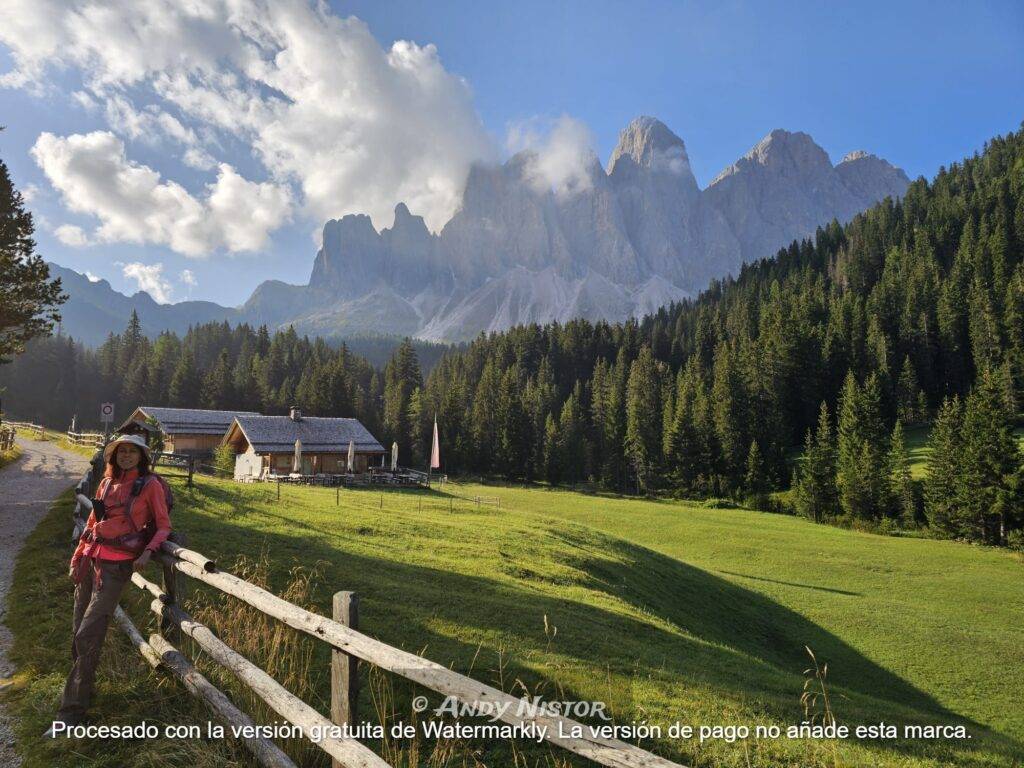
<box><xmin>0</xmin><ymin>426</ymin><xmax>15</xmax><ymax>452</ymax></box>
<box><xmin>6</xmin><ymin>420</ymin><xmax>43</xmax><ymax>438</ymax></box>
<box><xmin>113</xmin><ymin>540</ymin><xmax>683</xmax><ymax>768</ymax></box>
<box><xmin>66</xmin><ymin>430</ymin><xmax>104</xmax><ymax>449</ymax></box>
<box><xmin>63</xmin><ymin>460</ymin><xmax>679</xmax><ymax>768</ymax></box>
<box><xmin>151</xmin><ymin>450</ymin><xmax>195</xmax><ymax>488</ymax></box>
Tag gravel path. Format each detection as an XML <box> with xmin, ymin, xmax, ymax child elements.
<box><xmin>0</xmin><ymin>437</ymin><xmax>90</xmax><ymax>766</ymax></box>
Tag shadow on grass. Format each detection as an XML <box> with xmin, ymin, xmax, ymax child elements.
<box><xmin>715</xmin><ymin>570</ymin><xmax>862</xmax><ymax>596</ymax></box>
<box><xmin>157</xmin><ymin>482</ymin><xmax>1021</xmax><ymax>767</ymax></box>
<box><xmin>14</xmin><ymin>481</ymin><xmax>1015</xmax><ymax>768</ymax></box>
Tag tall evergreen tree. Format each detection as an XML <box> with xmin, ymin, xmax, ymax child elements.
<box><xmin>168</xmin><ymin>348</ymin><xmax>202</xmax><ymax>407</ymax></box>
<box><xmin>794</xmin><ymin>402</ymin><xmax>839</xmax><ymax>522</ymax></box>
<box><xmin>888</xmin><ymin>420</ymin><xmax>917</xmax><ymax>526</ymax></box>
<box><xmin>924</xmin><ymin>396</ymin><xmax>965</xmax><ymax>537</ymax></box>
<box><xmin>0</xmin><ymin>148</ymin><xmax>65</xmax><ymax>361</ymax></box>
<box><xmin>383</xmin><ymin>338</ymin><xmax>423</xmax><ymax>463</ymax></box>
<box><xmin>624</xmin><ymin>346</ymin><xmax>661</xmax><ymax>492</ymax></box>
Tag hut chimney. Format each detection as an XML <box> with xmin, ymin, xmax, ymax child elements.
<box><xmin>289</xmin><ymin>406</ymin><xmax>302</xmax><ymax>422</ymax></box>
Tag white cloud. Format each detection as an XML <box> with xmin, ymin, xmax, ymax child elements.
<box><xmin>1</xmin><ymin>0</ymin><xmax>496</xmax><ymax>232</ymax></box>
<box><xmin>20</xmin><ymin>182</ymin><xmax>40</xmax><ymax>202</ymax></box>
<box><xmin>84</xmin><ymin>271</ymin><xmax>102</xmax><ymax>283</ymax></box>
<box><xmin>31</xmin><ymin>131</ymin><xmax>292</xmax><ymax>257</ymax></box>
<box><xmin>506</xmin><ymin>115</ymin><xmax>598</xmax><ymax>197</ymax></box>
<box><xmin>101</xmin><ymin>91</ymin><xmax>201</xmax><ymax>149</ymax></box>
<box><xmin>179</xmin><ymin>269</ymin><xmax>197</xmax><ymax>287</ymax></box>
<box><xmin>54</xmin><ymin>223</ymin><xmax>91</xmax><ymax>247</ymax></box>
<box><xmin>183</xmin><ymin>146</ymin><xmax>217</xmax><ymax>171</ymax></box>
<box><xmin>122</xmin><ymin>261</ymin><xmax>173</xmax><ymax>303</ymax></box>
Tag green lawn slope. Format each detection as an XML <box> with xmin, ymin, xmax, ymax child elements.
<box><xmin>5</xmin><ymin>474</ymin><xmax>1022</xmax><ymax>767</ymax></box>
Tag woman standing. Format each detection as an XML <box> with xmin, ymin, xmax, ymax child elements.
<box><xmin>47</xmin><ymin>434</ymin><xmax>171</xmax><ymax>734</ymax></box>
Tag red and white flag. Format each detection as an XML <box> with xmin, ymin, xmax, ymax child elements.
<box><xmin>430</xmin><ymin>416</ymin><xmax>441</xmax><ymax>469</ymax></box>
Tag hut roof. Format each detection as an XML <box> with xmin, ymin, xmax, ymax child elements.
<box><xmin>127</xmin><ymin>406</ymin><xmax>259</xmax><ymax>436</ymax></box>
<box><xmin>230</xmin><ymin>415</ymin><xmax>384</xmax><ymax>454</ymax></box>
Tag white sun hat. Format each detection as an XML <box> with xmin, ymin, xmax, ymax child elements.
<box><xmin>102</xmin><ymin>433</ymin><xmax>153</xmax><ymax>463</ymax></box>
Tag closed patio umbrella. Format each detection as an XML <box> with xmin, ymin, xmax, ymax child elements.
<box><xmin>347</xmin><ymin>439</ymin><xmax>355</xmax><ymax>472</ymax></box>
<box><xmin>293</xmin><ymin>439</ymin><xmax>302</xmax><ymax>473</ymax></box>
<box><xmin>391</xmin><ymin>441</ymin><xmax>398</xmax><ymax>471</ymax></box>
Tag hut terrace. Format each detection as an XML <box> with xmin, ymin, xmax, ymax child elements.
<box><xmin>119</xmin><ymin>406</ymin><xmax>259</xmax><ymax>456</ymax></box>
<box><xmin>224</xmin><ymin>408</ymin><xmax>385</xmax><ymax>481</ymax></box>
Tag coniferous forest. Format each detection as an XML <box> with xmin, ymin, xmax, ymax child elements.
<box><xmin>3</xmin><ymin>126</ymin><xmax>1024</xmax><ymax>546</ymax></box>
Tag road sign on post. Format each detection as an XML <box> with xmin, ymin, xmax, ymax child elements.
<box><xmin>100</xmin><ymin>402</ymin><xmax>115</xmax><ymax>436</ymax></box>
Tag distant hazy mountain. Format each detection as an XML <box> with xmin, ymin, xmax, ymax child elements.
<box><xmin>48</xmin><ymin>262</ymin><xmax>239</xmax><ymax>344</ymax></box>
<box><xmin>53</xmin><ymin>118</ymin><xmax>909</xmax><ymax>345</ymax></box>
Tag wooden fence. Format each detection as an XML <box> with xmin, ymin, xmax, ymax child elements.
<box><xmin>5</xmin><ymin>420</ymin><xmax>43</xmax><ymax>438</ymax></box>
<box><xmin>152</xmin><ymin>450</ymin><xmax>195</xmax><ymax>488</ymax></box>
<box><xmin>88</xmin><ymin>470</ymin><xmax>682</xmax><ymax>768</ymax></box>
<box><xmin>0</xmin><ymin>426</ymin><xmax>15</xmax><ymax>452</ymax></box>
<box><xmin>66</xmin><ymin>430</ymin><xmax>105</xmax><ymax>449</ymax></box>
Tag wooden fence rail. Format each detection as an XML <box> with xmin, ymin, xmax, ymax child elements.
<box><xmin>66</xmin><ymin>430</ymin><xmax>105</xmax><ymax>449</ymax></box>
<box><xmin>68</xmin><ymin>462</ymin><xmax>681</xmax><ymax>768</ymax></box>
<box><xmin>151</xmin><ymin>451</ymin><xmax>195</xmax><ymax>488</ymax></box>
<box><xmin>113</xmin><ymin>606</ymin><xmax>298</xmax><ymax>768</ymax></box>
<box><xmin>6</xmin><ymin>420</ymin><xmax>43</xmax><ymax>438</ymax></box>
<box><xmin>0</xmin><ymin>426</ymin><xmax>15</xmax><ymax>452</ymax></box>
<box><xmin>117</xmin><ymin>539</ymin><xmax>684</xmax><ymax>768</ymax></box>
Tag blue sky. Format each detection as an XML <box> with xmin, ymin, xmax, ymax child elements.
<box><xmin>0</xmin><ymin>0</ymin><xmax>1021</xmax><ymax>307</ymax></box>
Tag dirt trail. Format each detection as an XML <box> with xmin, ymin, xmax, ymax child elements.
<box><xmin>0</xmin><ymin>437</ymin><xmax>91</xmax><ymax>766</ymax></box>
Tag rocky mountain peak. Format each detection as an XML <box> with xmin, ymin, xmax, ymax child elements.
<box><xmin>387</xmin><ymin>202</ymin><xmax>430</xmax><ymax>237</ymax></box>
<box><xmin>60</xmin><ymin>118</ymin><xmax>910</xmax><ymax>345</ymax></box>
<box><xmin>608</xmin><ymin>116</ymin><xmax>697</xmax><ymax>187</ymax></box>
<box><xmin>841</xmin><ymin>150</ymin><xmax>871</xmax><ymax>163</ymax></box>
<box><xmin>835</xmin><ymin>150</ymin><xmax>911</xmax><ymax>202</ymax></box>
<box><xmin>736</xmin><ymin>129</ymin><xmax>832</xmax><ymax>179</ymax></box>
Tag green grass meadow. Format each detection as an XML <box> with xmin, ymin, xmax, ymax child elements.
<box><xmin>4</xmin><ymin>471</ymin><xmax>1022</xmax><ymax>767</ymax></box>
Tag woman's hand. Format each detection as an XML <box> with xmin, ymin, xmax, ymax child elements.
<box><xmin>133</xmin><ymin>550</ymin><xmax>152</xmax><ymax>572</ymax></box>
<box><xmin>69</xmin><ymin>557</ymin><xmax>88</xmax><ymax>583</ymax></box>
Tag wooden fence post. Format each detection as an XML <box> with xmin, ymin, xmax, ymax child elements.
<box><xmin>161</xmin><ymin>531</ymin><xmax>188</xmax><ymax>640</ymax></box>
<box><xmin>331</xmin><ymin>590</ymin><xmax>359</xmax><ymax>767</ymax></box>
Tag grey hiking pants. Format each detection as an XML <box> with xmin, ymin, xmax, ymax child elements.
<box><xmin>58</xmin><ymin>557</ymin><xmax>134</xmax><ymax>719</ymax></box>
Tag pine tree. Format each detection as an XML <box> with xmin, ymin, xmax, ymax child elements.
<box><xmin>383</xmin><ymin>338</ymin><xmax>423</xmax><ymax>465</ymax></box>
<box><xmin>743</xmin><ymin>440</ymin><xmax>769</xmax><ymax>507</ymax></box>
<box><xmin>542</xmin><ymin>413</ymin><xmax>561</xmax><ymax>485</ymax></box>
<box><xmin>958</xmin><ymin>369</ymin><xmax>1020</xmax><ymax>544</ymax></box>
<box><xmin>168</xmin><ymin>348</ymin><xmax>202</xmax><ymax>407</ymax></box>
<box><xmin>558</xmin><ymin>382</ymin><xmax>587</xmax><ymax>485</ymax></box>
<box><xmin>888</xmin><ymin>420</ymin><xmax>917</xmax><ymax>526</ymax></box>
<box><xmin>895</xmin><ymin>357</ymin><xmax>926</xmax><ymax>425</ymax></box>
<box><xmin>625</xmin><ymin>346</ymin><xmax>660</xmax><ymax>492</ymax></box>
<box><xmin>202</xmin><ymin>349</ymin><xmax>235</xmax><ymax>409</ymax></box>
<box><xmin>496</xmin><ymin>366</ymin><xmax>530</xmax><ymax>480</ymax></box>
<box><xmin>470</xmin><ymin>360</ymin><xmax>501</xmax><ymax>474</ymax></box>
<box><xmin>794</xmin><ymin>402</ymin><xmax>839</xmax><ymax>522</ymax></box>
<box><xmin>836</xmin><ymin>373</ymin><xmax>891</xmax><ymax>520</ymax></box>
<box><xmin>924</xmin><ymin>396</ymin><xmax>965</xmax><ymax>537</ymax></box>
<box><xmin>664</xmin><ymin>360</ymin><xmax>706</xmax><ymax>491</ymax></box>
<box><xmin>711</xmin><ymin>341</ymin><xmax>749</xmax><ymax>491</ymax></box>
<box><xmin>0</xmin><ymin>150</ymin><xmax>65</xmax><ymax>361</ymax></box>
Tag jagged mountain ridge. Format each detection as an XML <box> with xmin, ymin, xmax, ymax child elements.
<box><xmin>53</xmin><ymin>118</ymin><xmax>909</xmax><ymax>345</ymax></box>
<box><xmin>298</xmin><ymin>118</ymin><xmax>908</xmax><ymax>341</ymax></box>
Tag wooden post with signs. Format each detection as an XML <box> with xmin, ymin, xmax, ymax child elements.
<box><xmin>100</xmin><ymin>402</ymin><xmax>115</xmax><ymax>437</ymax></box>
